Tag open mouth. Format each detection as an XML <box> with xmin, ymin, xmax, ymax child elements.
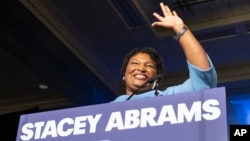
<box><xmin>134</xmin><ymin>74</ymin><xmax>147</xmax><ymax>80</ymax></box>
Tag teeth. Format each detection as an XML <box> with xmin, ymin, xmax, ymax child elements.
<box><xmin>135</xmin><ymin>74</ymin><xmax>146</xmax><ymax>79</ymax></box>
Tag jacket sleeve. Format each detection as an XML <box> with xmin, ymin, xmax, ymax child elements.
<box><xmin>163</xmin><ymin>54</ymin><xmax>217</xmax><ymax>95</ymax></box>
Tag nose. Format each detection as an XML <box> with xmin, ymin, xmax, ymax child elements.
<box><xmin>137</xmin><ymin>64</ymin><xmax>146</xmax><ymax>72</ymax></box>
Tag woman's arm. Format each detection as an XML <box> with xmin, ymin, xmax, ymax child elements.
<box><xmin>152</xmin><ymin>2</ymin><xmax>210</xmax><ymax>70</ymax></box>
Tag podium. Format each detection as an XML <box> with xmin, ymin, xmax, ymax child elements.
<box><xmin>16</xmin><ymin>87</ymin><xmax>228</xmax><ymax>141</ymax></box>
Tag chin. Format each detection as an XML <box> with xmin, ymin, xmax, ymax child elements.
<box><xmin>133</xmin><ymin>83</ymin><xmax>145</xmax><ymax>88</ymax></box>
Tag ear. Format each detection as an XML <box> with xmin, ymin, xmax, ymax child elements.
<box><xmin>122</xmin><ymin>77</ymin><xmax>125</xmax><ymax>80</ymax></box>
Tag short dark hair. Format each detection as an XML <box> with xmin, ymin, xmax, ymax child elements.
<box><xmin>120</xmin><ymin>47</ymin><xmax>164</xmax><ymax>76</ymax></box>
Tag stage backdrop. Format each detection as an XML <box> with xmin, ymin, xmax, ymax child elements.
<box><xmin>16</xmin><ymin>87</ymin><xmax>228</xmax><ymax>141</ymax></box>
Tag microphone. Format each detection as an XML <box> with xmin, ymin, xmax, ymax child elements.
<box><xmin>147</xmin><ymin>74</ymin><xmax>163</xmax><ymax>83</ymax></box>
<box><xmin>126</xmin><ymin>74</ymin><xmax>163</xmax><ymax>100</ymax></box>
<box><xmin>151</xmin><ymin>74</ymin><xmax>163</xmax><ymax>96</ymax></box>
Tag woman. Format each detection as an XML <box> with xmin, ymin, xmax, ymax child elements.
<box><xmin>113</xmin><ymin>2</ymin><xmax>217</xmax><ymax>102</ymax></box>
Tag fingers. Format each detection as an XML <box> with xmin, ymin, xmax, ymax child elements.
<box><xmin>153</xmin><ymin>12</ymin><xmax>164</xmax><ymax>21</ymax></box>
<box><xmin>152</xmin><ymin>2</ymin><xmax>173</xmax><ymax>21</ymax></box>
<box><xmin>172</xmin><ymin>11</ymin><xmax>178</xmax><ymax>16</ymax></box>
<box><xmin>151</xmin><ymin>2</ymin><xmax>182</xmax><ymax>27</ymax></box>
<box><xmin>151</xmin><ymin>22</ymin><xmax>163</xmax><ymax>27</ymax></box>
<box><xmin>160</xmin><ymin>2</ymin><xmax>168</xmax><ymax>17</ymax></box>
<box><xmin>160</xmin><ymin>2</ymin><xmax>172</xmax><ymax>16</ymax></box>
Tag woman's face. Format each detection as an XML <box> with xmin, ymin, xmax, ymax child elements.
<box><xmin>124</xmin><ymin>53</ymin><xmax>157</xmax><ymax>94</ymax></box>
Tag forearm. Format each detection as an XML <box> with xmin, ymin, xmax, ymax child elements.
<box><xmin>173</xmin><ymin>25</ymin><xmax>210</xmax><ymax>70</ymax></box>
<box><xmin>151</xmin><ymin>2</ymin><xmax>211</xmax><ymax>70</ymax></box>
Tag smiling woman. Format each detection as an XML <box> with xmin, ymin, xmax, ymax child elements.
<box><xmin>112</xmin><ymin>2</ymin><xmax>217</xmax><ymax>102</ymax></box>
<box><xmin>122</xmin><ymin>48</ymin><xmax>162</xmax><ymax>95</ymax></box>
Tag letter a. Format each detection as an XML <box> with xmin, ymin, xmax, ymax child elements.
<box><xmin>234</xmin><ymin>129</ymin><xmax>241</xmax><ymax>136</ymax></box>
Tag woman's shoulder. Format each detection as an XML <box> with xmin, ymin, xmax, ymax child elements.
<box><xmin>111</xmin><ymin>95</ymin><xmax>129</xmax><ymax>102</ymax></box>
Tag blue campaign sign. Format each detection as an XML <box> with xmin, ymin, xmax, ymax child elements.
<box><xmin>16</xmin><ymin>87</ymin><xmax>228</xmax><ymax>141</ymax></box>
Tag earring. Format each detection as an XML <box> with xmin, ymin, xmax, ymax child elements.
<box><xmin>122</xmin><ymin>77</ymin><xmax>125</xmax><ymax>80</ymax></box>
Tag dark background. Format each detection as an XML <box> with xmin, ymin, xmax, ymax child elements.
<box><xmin>1</xmin><ymin>0</ymin><xmax>250</xmax><ymax>140</ymax></box>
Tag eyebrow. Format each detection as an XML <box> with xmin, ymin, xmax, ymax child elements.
<box><xmin>130</xmin><ymin>59</ymin><xmax>155</xmax><ymax>65</ymax></box>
